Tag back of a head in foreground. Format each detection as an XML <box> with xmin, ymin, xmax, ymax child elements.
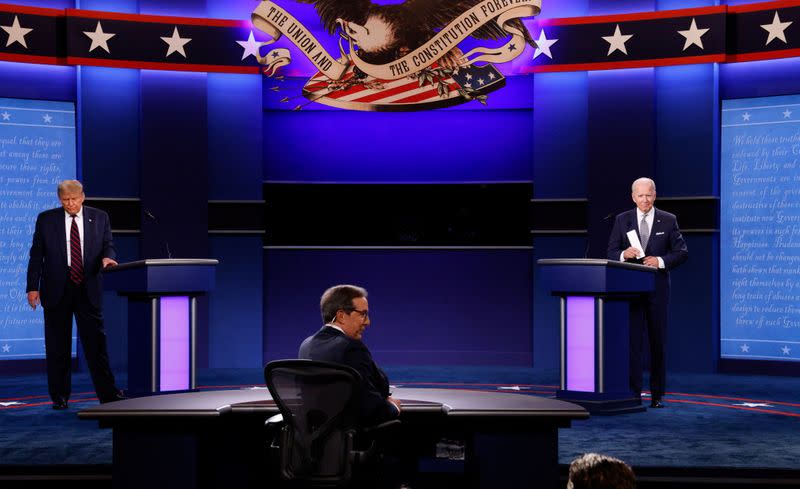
<box><xmin>567</xmin><ymin>453</ymin><xmax>636</xmax><ymax>489</ymax></box>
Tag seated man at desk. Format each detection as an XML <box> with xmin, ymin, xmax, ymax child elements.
<box><xmin>299</xmin><ymin>284</ymin><xmax>402</xmax><ymax>425</ymax></box>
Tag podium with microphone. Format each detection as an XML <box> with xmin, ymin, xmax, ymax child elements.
<box><xmin>537</xmin><ymin>258</ymin><xmax>655</xmax><ymax>414</ymax></box>
<box><xmin>103</xmin><ymin>259</ymin><xmax>218</xmax><ymax>395</ymax></box>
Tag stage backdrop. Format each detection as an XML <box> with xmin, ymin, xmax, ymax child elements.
<box><xmin>0</xmin><ymin>97</ymin><xmax>76</xmax><ymax>361</ymax></box>
<box><xmin>720</xmin><ymin>93</ymin><xmax>800</xmax><ymax>363</ymax></box>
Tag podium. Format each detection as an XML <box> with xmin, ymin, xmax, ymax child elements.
<box><xmin>103</xmin><ymin>259</ymin><xmax>218</xmax><ymax>395</ymax></box>
<box><xmin>537</xmin><ymin>259</ymin><xmax>656</xmax><ymax>414</ymax></box>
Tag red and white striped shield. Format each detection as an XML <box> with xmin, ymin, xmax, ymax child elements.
<box><xmin>301</xmin><ymin>60</ymin><xmax>505</xmax><ymax>111</ymax></box>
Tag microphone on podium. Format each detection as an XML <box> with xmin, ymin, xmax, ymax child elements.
<box><xmin>143</xmin><ymin>208</ymin><xmax>173</xmax><ymax>259</ymax></box>
<box><xmin>583</xmin><ymin>212</ymin><xmax>617</xmax><ymax>259</ymax></box>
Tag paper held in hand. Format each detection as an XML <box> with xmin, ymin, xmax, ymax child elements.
<box><xmin>626</xmin><ymin>230</ymin><xmax>645</xmax><ymax>259</ymax></box>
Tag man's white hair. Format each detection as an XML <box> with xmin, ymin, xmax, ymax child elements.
<box><xmin>631</xmin><ymin>177</ymin><xmax>656</xmax><ymax>193</ymax></box>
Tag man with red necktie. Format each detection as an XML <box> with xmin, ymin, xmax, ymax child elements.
<box><xmin>26</xmin><ymin>180</ymin><xmax>123</xmax><ymax>409</ymax></box>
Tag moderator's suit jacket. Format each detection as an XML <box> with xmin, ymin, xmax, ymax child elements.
<box><xmin>299</xmin><ymin>326</ymin><xmax>397</xmax><ymax>425</ymax></box>
<box><xmin>26</xmin><ymin>206</ymin><xmax>116</xmax><ymax>309</ymax></box>
<box><xmin>607</xmin><ymin>207</ymin><xmax>688</xmax><ymax>300</ymax></box>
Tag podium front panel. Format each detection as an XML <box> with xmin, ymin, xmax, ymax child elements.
<box><xmin>538</xmin><ymin>259</ymin><xmax>651</xmax><ymax>413</ymax></box>
<box><xmin>160</xmin><ymin>296</ymin><xmax>190</xmax><ymax>391</ymax></box>
<box><xmin>565</xmin><ymin>296</ymin><xmax>595</xmax><ymax>392</ymax></box>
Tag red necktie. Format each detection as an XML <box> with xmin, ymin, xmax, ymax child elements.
<box><xmin>69</xmin><ymin>215</ymin><xmax>84</xmax><ymax>284</ymax></box>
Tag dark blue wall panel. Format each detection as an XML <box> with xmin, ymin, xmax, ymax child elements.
<box><xmin>532</xmin><ymin>72</ymin><xmax>588</xmax><ymax>198</ymax></box>
<box><xmin>263</xmin><ymin>250</ymin><xmax>533</xmax><ymax>366</ymax></box>
<box><xmin>589</xmin><ymin>0</ymin><xmax>653</xmax><ymax>14</ymax></box>
<box><xmin>139</xmin><ymin>70</ymin><xmax>209</xmax><ymax>259</ymax></box>
<box><xmin>208</xmin><ymin>236</ymin><xmax>264</xmax><ymax>368</ymax></box>
<box><xmin>207</xmin><ymin>0</ymin><xmax>258</xmax><ymax>19</ymax></box>
<box><xmin>207</xmin><ymin>74</ymin><xmax>263</xmax><ymax>200</ymax></box>
<box><xmin>0</xmin><ymin>62</ymin><xmax>75</xmax><ymax>102</ymax></box>
<box><xmin>586</xmin><ymin>68</ymin><xmax>656</xmax><ymax>258</ymax></box>
<box><xmin>720</xmin><ymin>58</ymin><xmax>800</xmax><ymax>100</ymax></box>
<box><xmin>657</xmin><ymin>0</ymin><xmax>713</xmax><ymax>8</ymax></box>
<box><xmin>668</xmin><ymin>233</ymin><xmax>718</xmax><ymax>372</ymax></box>
<box><xmin>78</xmin><ymin>67</ymin><xmax>140</xmax><ymax>197</ymax></box>
<box><xmin>655</xmin><ymin>64</ymin><xmax>718</xmax><ymax>197</ymax></box>
<box><xmin>138</xmin><ymin>0</ymin><xmax>206</xmax><ymax>17</ymax></box>
<box><xmin>10</xmin><ymin>0</ymin><xmax>72</xmax><ymax>8</ymax></box>
<box><xmin>78</xmin><ymin>0</ymin><xmax>137</xmax><ymax>13</ymax></box>
<box><xmin>263</xmin><ymin>110</ymin><xmax>533</xmax><ymax>182</ymax></box>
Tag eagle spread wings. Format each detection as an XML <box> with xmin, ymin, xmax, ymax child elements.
<box><xmin>293</xmin><ymin>0</ymin><xmax>535</xmax><ymax>65</ymax></box>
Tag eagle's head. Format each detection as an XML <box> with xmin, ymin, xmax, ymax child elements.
<box><xmin>338</xmin><ymin>14</ymin><xmax>398</xmax><ymax>53</ymax></box>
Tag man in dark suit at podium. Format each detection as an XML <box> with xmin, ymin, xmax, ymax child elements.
<box><xmin>299</xmin><ymin>284</ymin><xmax>401</xmax><ymax>425</ymax></box>
<box><xmin>26</xmin><ymin>180</ymin><xmax>123</xmax><ymax>409</ymax></box>
<box><xmin>607</xmin><ymin>177</ymin><xmax>688</xmax><ymax>408</ymax></box>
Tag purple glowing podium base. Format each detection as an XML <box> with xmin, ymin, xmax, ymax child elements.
<box><xmin>103</xmin><ymin>259</ymin><xmax>218</xmax><ymax>396</ymax></box>
<box><xmin>537</xmin><ymin>259</ymin><xmax>656</xmax><ymax>415</ymax></box>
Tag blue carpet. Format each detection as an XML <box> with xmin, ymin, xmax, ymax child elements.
<box><xmin>2</xmin><ymin>367</ymin><xmax>799</xmax><ymax>470</ymax></box>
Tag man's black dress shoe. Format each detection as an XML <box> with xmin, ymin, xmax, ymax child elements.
<box><xmin>52</xmin><ymin>398</ymin><xmax>68</xmax><ymax>410</ymax></box>
<box><xmin>650</xmin><ymin>398</ymin><xmax>665</xmax><ymax>408</ymax></box>
<box><xmin>100</xmin><ymin>390</ymin><xmax>127</xmax><ymax>404</ymax></box>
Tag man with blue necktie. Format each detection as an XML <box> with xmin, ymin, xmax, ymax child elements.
<box><xmin>299</xmin><ymin>284</ymin><xmax>401</xmax><ymax>425</ymax></box>
<box><xmin>607</xmin><ymin>177</ymin><xmax>688</xmax><ymax>408</ymax></box>
<box><xmin>26</xmin><ymin>180</ymin><xmax>123</xmax><ymax>410</ymax></box>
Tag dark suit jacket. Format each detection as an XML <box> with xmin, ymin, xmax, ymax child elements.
<box><xmin>607</xmin><ymin>207</ymin><xmax>688</xmax><ymax>300</ymax></box>
<box><xmin>299</xmin><ymin>326</ymin><xmax>397</xmax><ymax>425</ymax></box>
<box><xmin>26</xmin><ymin>206</ymin><xmax>116</xmax><ymax>309</ymax></box>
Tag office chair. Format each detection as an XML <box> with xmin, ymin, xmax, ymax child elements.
<box><xmin>264</xmin><ymin>359</ymin><xmax>400</xmax><ymax>488</ymax></box>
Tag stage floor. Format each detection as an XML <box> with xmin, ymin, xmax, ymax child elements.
<box><xmin>1</xmin><ymin>366</ymin><xmax>799</xmax><ymax>471</ymax></box>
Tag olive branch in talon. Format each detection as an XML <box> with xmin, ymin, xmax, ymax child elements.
<box><xmin>410</xmin><ymin>66</ymin><xmax>454</xmax><ymax>99</ymax></box>
<box><xmin>457</xmin><ymin>87</ymin><xmax>489</xmax><ymax>105</ymax></box>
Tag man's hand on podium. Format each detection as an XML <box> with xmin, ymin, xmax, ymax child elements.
<box><xmin>642</xmin><ymin>256</ymin><xmax>659</xmax><ymax>267</ymax></box>
<box><xmin>102</xmin><ymin>258</ymin><xmax>118</xmax><ymax>269</ymax></box>
<box><xmin>623</xmin><ymin>247</ymin><xmax>641</xmax><ymax>260</ymax></box>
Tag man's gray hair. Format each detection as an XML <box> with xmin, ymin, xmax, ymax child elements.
<box><xmin>631</xmin><ymin>177</ymin><xmax>656</xmax><ymax>193</ymax></box>
<box><xmin>57</xmin><ymin>180</ymin><xmax>84</xmax><ymax>196</ymax></box>
<box><xmin>567</xmin><ymin>452</ymin><xmax>636</xmax><ymax>489</ymax></box>
<box><xmin>320</xmin><ymin>284</ymin><xmax>368</xmax><ymax>324</ymax></box>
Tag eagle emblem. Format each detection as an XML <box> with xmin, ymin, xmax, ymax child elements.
<box><xmin>252</xmin><ymin>0</ymin><xmax>541</xmax><ymax>111</ymax></box>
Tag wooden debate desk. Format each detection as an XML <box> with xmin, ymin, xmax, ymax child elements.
<box><xmin>79</xmin><ymin>388</ymin><xmax>588</xmax><ymax>489</ymax></box>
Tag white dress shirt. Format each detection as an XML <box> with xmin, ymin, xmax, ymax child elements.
<box><xmin>64</xmin><ymin>207</ymin><xmax>84</xmax><ymax>267</ymax></box>
<box><xmin>325</xmin><ymin>323</ymin><xmax>345</xmax><ymax>334</ymax></box>
<box><xmin>619</xmin><ymin>208</ymin><xmax>664</xmax><ymax>268</ymax></box>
